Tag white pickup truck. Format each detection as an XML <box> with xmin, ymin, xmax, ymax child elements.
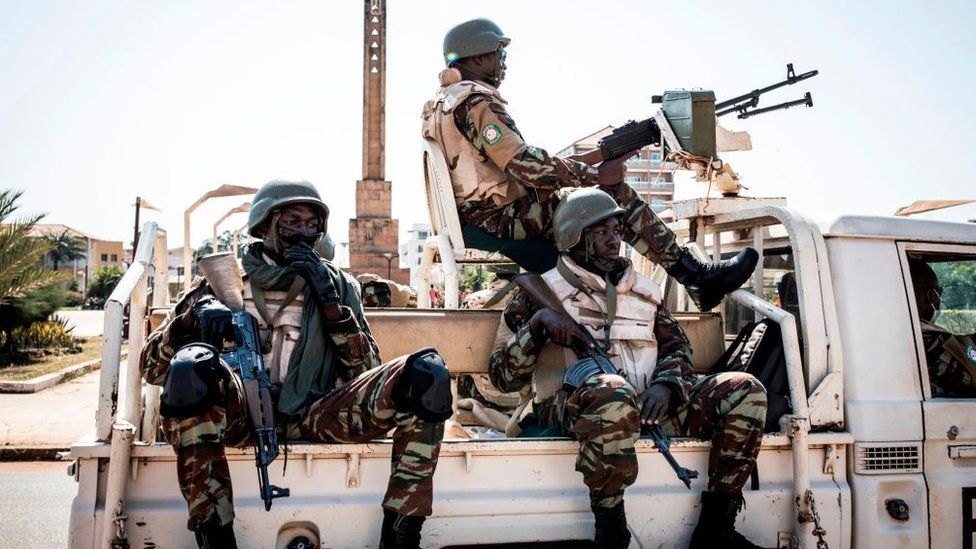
<box><xmin>66</xmin><ymin>196</ymin><xmax>976</xmax><ymax>548</ymax></box>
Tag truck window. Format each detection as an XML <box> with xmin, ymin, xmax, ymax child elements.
<box><xmin>906</xmin><ymin>254</ymin><xmax>976</xmax><ymax>398</ymax></box>
<box><xmin>723</xmin><ymin>247</ymin><xmax>800</xmax><ymax>337</ymax></box>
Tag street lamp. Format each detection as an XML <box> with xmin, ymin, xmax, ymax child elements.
<box><xmin>212</xmin><ymin>202</ymin><xmax>251</xmax><ymax>253</ymax></box>
<box><xmin>381</xmin><ymin>252</ymin><xmax>395</xmax><ymax>280</ymax></box>
<box><xmin>183</xmin><ymin>184</ymin><xmax>257</xmax><ymax>288</ymax></box>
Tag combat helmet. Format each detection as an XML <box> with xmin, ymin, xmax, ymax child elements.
<box><xmin>552</xmin><ymin>188</ymin><xmax>625</xmax><ymax>252</ymax></box>
<box><xmin>443</xmin><ymin>18</ymin><xmax>510</xmax><ymax>65</ymax></box>
<box><xmin>247</xmin><ymin>180</ymin><xmax>330</xmax><ymax>238</ymax></box>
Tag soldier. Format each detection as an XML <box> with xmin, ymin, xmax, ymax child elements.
<box><xmin>141</xmin><ymin>180</ymin><xmax>452</xmax><ymax>549</ymax></box>
<box><xmin>423</xmin><ymin>17</ymin><xmax>759</xmax><ymax>312</ymax></box>
<box><xmin>488</xmin><ymin>188</ymin><xmax>768</xmax><ymax>548</ymax></box>
<box><xmin>909</xmin><ymin>258</ymin><xmax>976</xmax><ymax>397</ymax></box>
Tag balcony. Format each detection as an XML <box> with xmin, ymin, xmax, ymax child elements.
<box><xmin>628</xmin><ymin>181</ymin><xmax>674</xmax><ymax>193</ymax></box>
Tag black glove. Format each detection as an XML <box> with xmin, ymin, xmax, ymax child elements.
<box><xmin>284</xmin><ymin>242</ymin><xmax>340</xmax><ymax>306</ymax></box>
<box><xmin>191</xmin><ymin>295</ymin><xmax>233</xmax><ymax>347</ymax></box>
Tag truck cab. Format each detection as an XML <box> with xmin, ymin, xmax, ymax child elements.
<box><xmin>66</xmin><ymin>197</ymin><xmax>976</xmax><ymax>548</ymax></box>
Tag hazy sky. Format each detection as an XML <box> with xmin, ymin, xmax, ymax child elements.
<box><xmin>2</xmin><ymin>0</ymin><xmax>974</xmax><ymax>253</ymax></box>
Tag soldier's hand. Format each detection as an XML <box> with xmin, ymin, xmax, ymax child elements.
<box><xmin>191</xmin><ymin>295</ymin><xmax>233</xmax><ymax>347</ymax></box>
<box><xmin>530</xmin><ymin>308</ymin><xmax>589</xmax><ymax>347</ymax></box>
<box><xmin>597</xmin><ymin>148</ymin><xmax>641</xmax><ymax>187</ymax></box>
<box><xmin>639</xmin><ymin>383</ymin><xmax>673</xmax><ymax>425</ymax></box>
<box><xmin>285</xmin><ymin>242</ymin><xmax>340</xmax><ymax>306</ymax></box>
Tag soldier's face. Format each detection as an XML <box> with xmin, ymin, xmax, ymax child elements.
<box><xmin>581</xmin><ymin>217</ymin><xmax>623</xmax><ymax>267</ymax></box>
<box><xmin>275</xmin><ymin>204</ymin><xmax>323</xmax><ymax>250</ymax></box>
<box><xmin>913</xmin><ymin>270</ymin><xmax>942</xmax><ymax>322</ymax></box>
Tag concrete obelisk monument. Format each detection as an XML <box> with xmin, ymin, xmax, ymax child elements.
<box><xmin>348</xmin><ymin>0</ymin><xmax>408</xmax><ymax>284</ymax></box>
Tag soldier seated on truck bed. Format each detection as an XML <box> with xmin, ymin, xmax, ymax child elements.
<box><xmin>423</xmin><ymin>17</ymin><xmax>759</xmax><ymax>312</ymax></box>
<box><xmin>488</xmin><ymin>188</ymin><xmax>768</xmax><ymax>549</ymax></box>
<box><xmin>909</xmin><ymin>257</ymin><xmax>976</xmax><ymax>397</ymax></box>
<box><xmin>141</xmin><ymin>180</ymin><xmax>452</xmax><ymax>549</ymax></box>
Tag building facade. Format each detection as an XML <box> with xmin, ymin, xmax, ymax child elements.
<box><xmin>399</xmin><ymin>222</ymin><xmax>431</xmax><ymax>288</ymax></box>
<box><xmin>557</xmin><ymin>126</ymin><xmax>675</xmax><ymax>218</ymax></box>
<box><xmin>28</xmin><ymin>223</ymin><xmax>125</xmax><ymax>293</ymax></box>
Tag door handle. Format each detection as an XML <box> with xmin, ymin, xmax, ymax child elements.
<box><xmin>948</xmin><ymin>445</ymin><xmax>976</xmax><ymax>459</ymax></box>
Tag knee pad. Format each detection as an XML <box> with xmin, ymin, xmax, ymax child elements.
<box><xmin>160</xmin><ymin>343</ymin><xmax>223</xmax><ymax>419</ymax></box>
<box><xmin>394</xmin><ymin>348</ymin><xmax>453</xmax><ymax>422</ymax></box>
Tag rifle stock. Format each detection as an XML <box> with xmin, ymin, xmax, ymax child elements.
<box><xmin>514</xmin><ymin>274</ymin><xmax>699</xmax><ymax>488</ymax></box>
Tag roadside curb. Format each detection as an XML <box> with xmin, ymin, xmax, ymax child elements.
<box><xmin>0</xmin><ymin>447</ymin><xmax>68</xmax><ymax>461</ymax></box>
<box><xmin>0</xmin><ymin>350</ymin><xmax>126</xmax><ymax>394</ymax></box>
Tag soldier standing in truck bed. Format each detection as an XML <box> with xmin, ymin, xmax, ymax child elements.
<box><xmin>423</xmin><ymin>18</ymin><xmax>758</xmax><ymax>312</ymax></box>
<box><xmin>141</xmin><ymin>180</ymin><xmax>452</xmax><ymax>549</ymax></box>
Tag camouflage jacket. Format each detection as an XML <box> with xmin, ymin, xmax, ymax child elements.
<box><xmin>140</xmin><ymin>276</ymin><xmax>381</xmax><ymax>390</ymax></box>
<box><xmin>488</xmin><ymin>287</ymin><xmax>697</xmax><ymax>403</ymax></box>
<box><xmin>453</xmin><ymin>94</ymin><xmax>599</xmax><ymax>193</ymax></box>
<box><xmin>921</xmin><ymin>320</ymin><xmax>976</xmax><ymax>398</ymax></box>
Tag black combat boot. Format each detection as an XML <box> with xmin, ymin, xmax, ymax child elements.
<box><xmin>689</xmin><ymin>491</ymin><xmax>766</xmax><ymax>549</ymax></box>
<box><xmin>592</xmin><ymin>501</ymin><xmax>631</xmax><ymax>549</ymax></box>
<box><xmin>193</xmin><ymin>518</ymin><xmax>238</xmax><ymax>549</ymax></box>
<box><xmin>668</xmin><ymin>247</ymin><xmax>760</xmax><ymax>312</ymax></box>
<box><xmin>379</xmin><ymin>508</ymin><xmax>425</xmax><ymax>549</ymax></box>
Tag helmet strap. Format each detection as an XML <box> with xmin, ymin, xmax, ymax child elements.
<box><xmin>263</xmin><ymin>211</ymin><xmax>283</xmax><ymax>254</ymax></box>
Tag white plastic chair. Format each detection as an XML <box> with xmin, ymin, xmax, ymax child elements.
<box><xmin>419</xmin><ymin>137</ymin><xmax>508</xmax><ymax>308</ymax></box>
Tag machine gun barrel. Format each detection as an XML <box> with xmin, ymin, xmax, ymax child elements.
<box><xmin>715</xmin><ymin>63</ymin><xmax>818</xmax><ymax>117</ymax></box>
<box><xmin>734</xmin><ymin>92</ymin><xmax>813</xmax><ymax>119</ymax></box>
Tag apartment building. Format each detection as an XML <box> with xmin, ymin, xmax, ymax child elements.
<box><xmin>557</xmin><ymin>126</ymin><xmax>675</xmax><ymax>218</ymax></box>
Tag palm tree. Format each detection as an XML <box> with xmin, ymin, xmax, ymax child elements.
<box><xmin>0</xmin><ymin>189</ymin><xmax>61</xmax><ymax>304</ymax></box>
<box><xmin>45</xmin><ymin>229</ymin><xmax>86</xmax><ymax>270</ymax></box>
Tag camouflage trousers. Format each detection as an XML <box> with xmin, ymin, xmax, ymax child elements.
<box><xmin>459</xmin><ymin>181</ymin><xmax>682</xmax><ymax>269</ymax></box>
<box><xmin>162</xmin><ymin>354</ymin><xmax>444</xmax><ymax>531</ymax></box>
<box><xmin>534</xmin><ymin>371</ymin><xmax>766</xmax><ymax>509</ymax></box>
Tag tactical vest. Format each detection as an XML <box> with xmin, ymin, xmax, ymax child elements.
<box><xmin>422</xmin><ymin>68</ymin><xmax>527</xmax><ymax>207</ymax></box>
<box><xmin>242</xmin><ymin>278</ymin><xmax>305</xmax><ymax>385</ymax></box>
<box><xmin>534</xmin><ymin>258</ymin><xmax>662</xmax><ymax>400</ymax></box>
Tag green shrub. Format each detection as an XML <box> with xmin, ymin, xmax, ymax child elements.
<box><xmin>85</xmin><ymin>265</ymin><xmax>124</xmax><ymax>309</ymax></box>
<box><xmin>0</xmin><ymin>282</ymin><xmax>69</xmax><ymax>352</ymax></box>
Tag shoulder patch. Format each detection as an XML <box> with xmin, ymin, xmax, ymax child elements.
<box><xmin>481</xmin><ymin>123</ymin><xmax>503</xmax><ymax>145</ymax></box>
<box><xmin>967</xmin><ymin>344</ymin><xmax>976</xmax><ymax>363</ymax></box>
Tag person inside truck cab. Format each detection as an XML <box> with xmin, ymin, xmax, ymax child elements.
<box><xmin>423</xmin><ymin>17</ymin><xmax>758</xmax><ymax>313</ymax></box>
<box><xmin>909</xmin><ymin>257</ymin><xmax>976</xmax><ymax>398</ymax></box>
<box><xmin>488</xmin><ymin>188</ymin><xmax>769</xmax><ymax>549</ymax></box>
<box><xmin>140</xmin><ymin>180</ymin><xmax>452</xmax><ymax>549</ymax></box>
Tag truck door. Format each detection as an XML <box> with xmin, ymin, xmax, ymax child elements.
<box><xmin>900</xmin><ymin>244</ymin><xmax>976</xmax><ymax>549</ymax></box>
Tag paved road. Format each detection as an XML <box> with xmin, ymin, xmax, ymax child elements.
<box><xmin>0</xmin><ymin>370</ymin><xmax>98</xmax><ymax>447</ymax></box>
<box><xmin>0</xmin><ymin>462</ymin><xmax>73</xmax><ymax>545</ymax></box>
<box><xmin>57</xmin><ymin>309</ymin><xmax>105</xmax><ymax>337</ymax></box>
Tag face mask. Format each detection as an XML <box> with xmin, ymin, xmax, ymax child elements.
<box><xmin>276</xmin><ymin>224</ymin><xmax>322</xmax><ymax>247</ymax></box>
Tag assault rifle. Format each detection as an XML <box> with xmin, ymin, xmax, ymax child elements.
<box><xmin>514</xmin><ymin>274</ymin><xmax>699</xmax><ymax>489</ymax></box>
<box><xmin>198</xmin><ymin>252</ymin><xmax>290</xmax><ymax>511</ymax></box>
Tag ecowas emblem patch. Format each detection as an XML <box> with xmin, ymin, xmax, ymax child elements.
<box><xmin>482</xmin><ymin>123</ymin><xmax>503</xmax><ymax>145</ymax></box>
<box><xmin>967</xmin><ymin>344</ymin><xmax>976</xmax><ymax>364</ymax></box>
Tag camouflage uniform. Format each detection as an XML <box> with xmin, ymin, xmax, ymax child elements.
<box><xmin>142</xmin><ymin>279</ymin><xmax>444</xmax><ymax>531</ymax></box>
<box><xmin>489</xmin><ymin>289</ymin><xmax>767</xmax><ymax>508</ymax></box>
<box><xmin>453</xmin><ymin>94</ymin><xmax>682</xmax><ymax>270</ymax></box>
<box><xmin>921</xmin><ymin>320</ymin><xmax>976</xmax><ymax>398</ymax></box>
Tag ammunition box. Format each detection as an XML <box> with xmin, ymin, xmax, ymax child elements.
<box><xmin>661</xmin><ymin>90</ymin><xmax>716</xmax><ymax>159</ymax></box>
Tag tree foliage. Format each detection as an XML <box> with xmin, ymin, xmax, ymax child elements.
<box><xmin>932</xmin><ymin>260</ymin><xmax>976</xmax><ymax>310</ymax></box>
<box><xmin>0</xmin><ymin>283</ymin><xmax>69</xmax><ymax>353</ymax></box>
<box><xmin>85</xmin><ymin>265</ymin><xmax>124</xmax><ymax>309</ymax></box>
<box><xmin>0</xmin><ymin>189</ymin><xmax>62</xmax><ymax>303</ymax></box>
<box><xmin>45</xmin><ymin>229</ymin><xmax>86</xmax><ymax>270</ymax></box>
<box><xmin>459</xmin><ymin>265</ymin><xmax>496</xmax><ymax>293</ymax></box>
<box><xmin>193</xmin><ymin>230</ymin><xmax>250</xmax><ymax>263</ymax></box>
